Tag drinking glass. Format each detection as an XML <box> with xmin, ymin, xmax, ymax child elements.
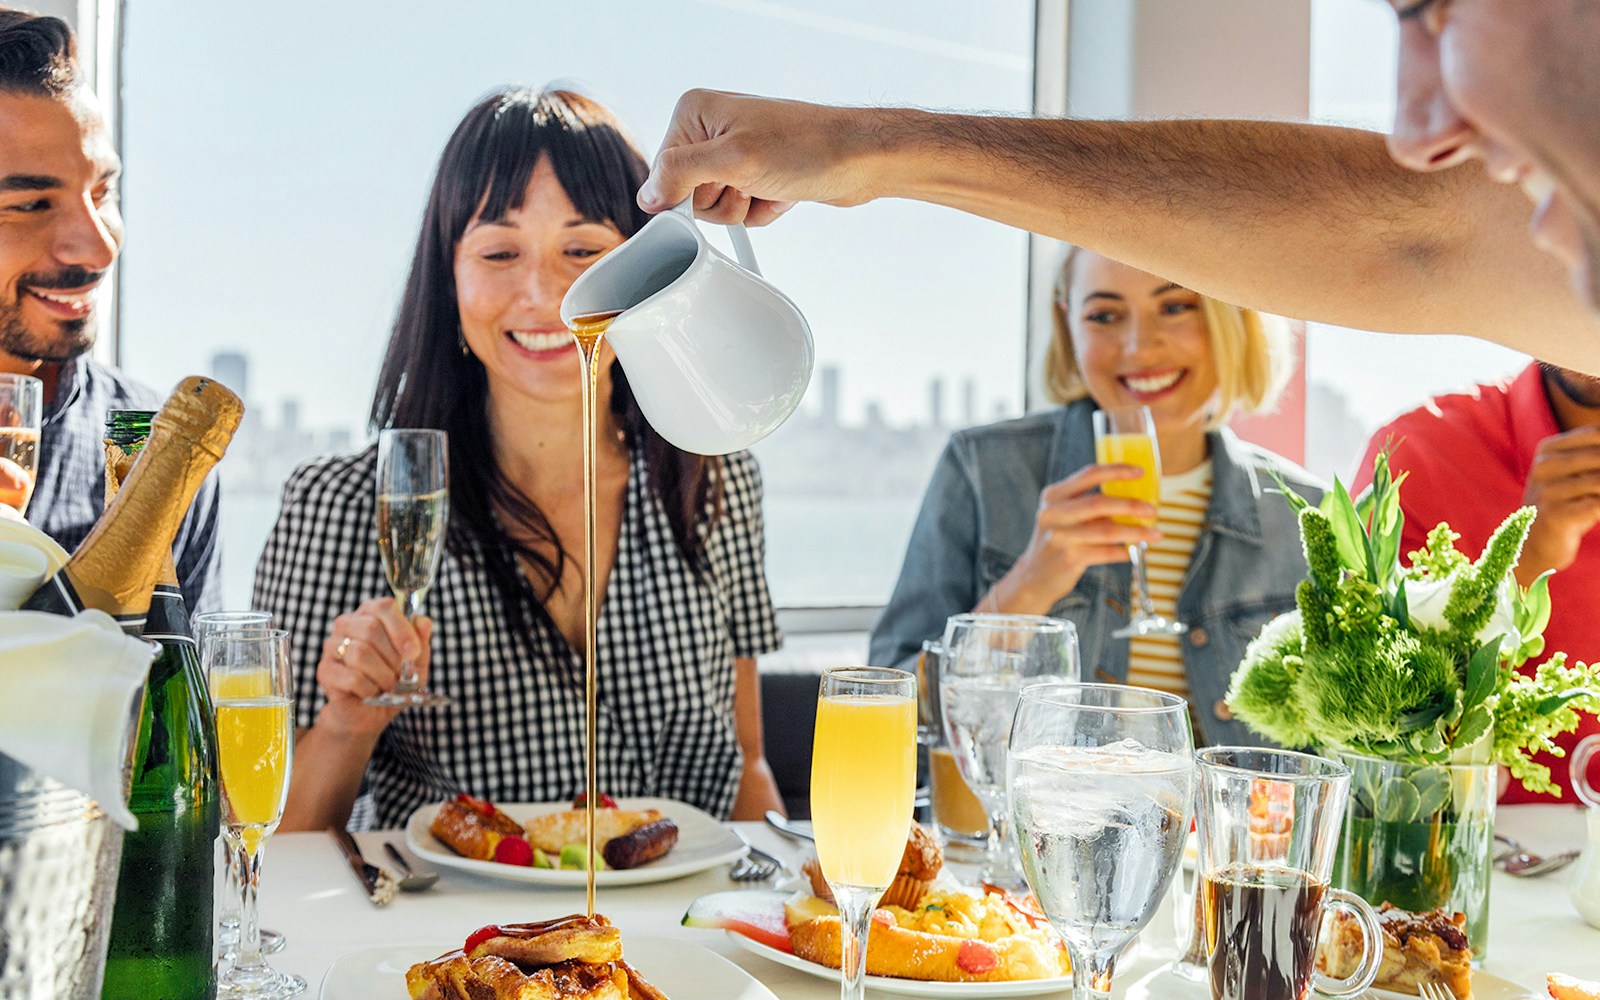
<box><xmin>939</xmin><ymin>613</ymin><xmax>1079</xmax><ymax>889</ymax></box>
<box><xmin>810</xmin><ymin>667</ymin><xmax>917</xmax><ymax>1000</ymax></box>
<box><xmin>203</xmin><ymin>628</ymin><xmax>305</xmax><ymax>999</ymax></box>
<box><xmin>1092</xmin><ymin>405</ymin><xmax>1186</xmax><ymax>637</ymax></box>
<box><xmin>365</xmin><ymin>428</ymin><xmax>451</xmax><ymax>707</ymax></box>
<box><xmin>0</xmin><ymin>372</ymin><xmax>42</xmax><ymax>515</ymax></box>
<box><xmin>1196</xmin><ymin>747</ymin><xmax>1382</xmax><ymax>1000</ymax></box>
<box><xmin>1007</xmin><ymin>682</ymin><xmax>1195</xmax><ymax>1000</ymax></box>
<box><xmin>192</xmin><ymin>612</ymin><xmax>285</xmax><ymax>961</ymax></box>
<box><xmin>917</xmin><ymin>639</ymin><xmax>988</xmax><ymax>863</ymax></box>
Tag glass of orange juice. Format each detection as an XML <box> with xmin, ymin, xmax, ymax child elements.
<box><xmin>1092</xmin><ymin>405</ymin><xmax>1187</xmax><ymax>637</ymax></box>
<box><xmin>811</xmin><ymin>666</ymin><xmax>917</xmax><ymax>1000</ymax></box>
<box><xmin>203</xmin><ymin>628</ymin><xmax>305</xmax><ymax>999</ymax></box>
<box><xmin>0</xmin><ymin>373</ymin><xmax>42</xmax><ymax>516</ymax></box>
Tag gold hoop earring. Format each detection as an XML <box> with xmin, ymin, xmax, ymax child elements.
<box><xmin>457</xmin><ymin>327</ymin><xmax>469</xmax><ymax>357</ymax></box>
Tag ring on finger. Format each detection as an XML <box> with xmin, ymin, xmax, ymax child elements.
<box><xmin>336</xmin><ymin>636</ymin><xmax>353</xmax><ymax>662</ymax></box>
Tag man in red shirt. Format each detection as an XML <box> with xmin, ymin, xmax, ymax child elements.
<box><xmin>1354</xmin><ymin>362</ymin><xmax>1600</xmax><ymax>802</ymax></box>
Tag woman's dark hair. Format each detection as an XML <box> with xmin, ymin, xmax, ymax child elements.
<box><xmin>0</xmin><ymin>11</ymin><xmax>79</xmax><ymax>95</ymax></box>
<box><xmin>370</xmin><ymin>87</ymin><xmax>722</xmax><ymax>643</ymax></box>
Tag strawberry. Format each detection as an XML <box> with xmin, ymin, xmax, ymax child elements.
<box><xmin>464</xmin><ymin>924</ymin><xmax>503</xmax><ymax>954</ymax></box>
<box><xmin>493</xmin><ymin>835</ymin><xmax>535</xmax><ymax>866</ymax></box>
<box><xmin>957</xmin><ymin>939</ymin><xmax>999</xmax><ymax>975</ymax></box>
<box><xmin>454</xmin><ymin>792</ymin><xmax>495</xmax><ymax>818</ymax></box>
<box><xmin>571</xmin><ymin>791</ymin><xmax>619</xmax><ymax>810</ymax></box>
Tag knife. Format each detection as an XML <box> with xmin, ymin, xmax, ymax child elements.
<box><xmin>329</xmin><ymin>826</ymin><xmax>397</xmax><ymax>906</ymax></box>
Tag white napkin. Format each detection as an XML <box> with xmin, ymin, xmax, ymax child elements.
<box><xmin>0</xmin><ymin>516</ymin><xmax>67</xmax><ymax>610</ymax></box>
<box><xmin>0</xmin><ymin>521</ymin><xmax>153</xmax><ymax>831</ymax></box>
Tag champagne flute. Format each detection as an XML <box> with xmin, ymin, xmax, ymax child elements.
<box><xmin>204</xmin><ymin>628</ymin><xmax>305</xmax><ymax>999</ymax></box>
<box><xmin>0</xmin><ymin>372</ymin><xmax>42</xmax><ymax>515</ymax></box>
<box><xmin>810</xmin><ymin>667</ymin><xmax>918</xmax><ymax>1000</ymax></box>
<box><xmin>939</xmin><ymin>613</ymin><xmax>1079</xmax><ymax>890</ymax></box>
<box><xmin>365</xmin><ymin>428</ymin><xmax>451</xmax><ymax>707</ymax></box>
<box><xmin>1092</xmin><ymin>405</ymin><xmax>1187</xmax><ymax>637</ymax></box>
<box><xmin>1008</xmin><ymin>682</ymin><xmax>1195</xmax><ymax>1000</ymax></box>
<box><xmin>192</xmin><ymin>611</ymin><xmax>286</xmax><ymax>962</ymax></box>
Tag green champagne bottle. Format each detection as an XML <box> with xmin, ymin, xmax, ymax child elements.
<box><xmin>97</xmin><ymin>408</ymin><xmax>220</xmax><ymax>1000</ymax></box>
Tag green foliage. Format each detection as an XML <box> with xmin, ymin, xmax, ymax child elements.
<box><xmin>1231</xmin><ymin>452</ymin><xmax>1597</xmax><ymax>794</ymax></box>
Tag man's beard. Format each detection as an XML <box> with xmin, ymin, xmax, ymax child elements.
<box><xmin>0</xmin><ymin>266</ymin><xmax>102</xmax><ymax>362</ymax></box>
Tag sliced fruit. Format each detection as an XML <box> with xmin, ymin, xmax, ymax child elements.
<box><xmin>464</xmin><ymin>924</ymin><xmax>502</xmax><ymax>953</ymax></box>
<box><xmin>454</xmin><ymin>792</ymin><xmax>496</xmax><ymax>818</ymax></box>
<box><xmin>558</xmin><ymin>843</ymin><xmax>608</xmax><ymax>870</ymax></box>
<box><xmin>684</xmin><ymin>889</ymin><xmax>796</xmax><ymax>953</ymax></box>
<box><xmin>532</xmin><ymin>848</ymin><xmax>554</xmax><ymax>869</ymax></box>
<box><xmin>493</xmin><ymin>835</ymin><xmax>534</xmax><ymax>866</ymax></box>
<box><xmin>783</xmin><ymin>893</ymin><xmax>839</xmax><ymax>928</ymax></box>
<box><xmin>571</xmin><ymin>791</ymin><xmax>620</xmax><ymax>810</ymax></box>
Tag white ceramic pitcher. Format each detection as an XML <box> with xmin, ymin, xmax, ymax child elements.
<box><xmin>559</xmin><ymin>201</ymin><xmax>813</xmax><ymax>456</ymax></box>
<box><xmin>1570</xmin><ymin>735</ymin><xmax>1600</xmax><ymax>929</ymax></box>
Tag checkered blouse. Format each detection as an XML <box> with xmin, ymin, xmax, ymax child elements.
<box><xmin>254</xmin><ymin>444</ymin><xmax>782</xmax><ymax>829</ymax></box>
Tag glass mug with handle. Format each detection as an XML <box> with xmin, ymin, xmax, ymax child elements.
<box><xmin>1092</xmin><ymin>404</ymin><xmax>1186</xmax><ymax>638</ymax></box>
<box><xmin>366</xmin><ymin>428</ymin><xmax>451</xmax><ymax>708</ymax></box>
<box><xmin>0</xmin><ymin>372</ymin><xmax>42</xmax><ymax>515</ymax></box>
<box><xmin>1196</xmin><ymin>747</ymin><xmax>1382</xmax><ymax>1000</ymax></box>
<box><xmin>917</xmin><ymin>638</ymin><xmax>988</xmax><ymax>863</ymax></box>
<box><xmin>810</xmin><ymin>666</ymin><xmax>918</xmax><ymax>1000</ymax></box>
<box><xmin>939</xmin><ymin>613</ymin><xmax>1079</xmax><ymax>890</ymax></box>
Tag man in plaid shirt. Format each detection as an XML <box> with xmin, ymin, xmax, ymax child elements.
<box><xmin>0</xmin><ymin>9</ymin><xmax>219</xmax><ymax>611</ymax></box>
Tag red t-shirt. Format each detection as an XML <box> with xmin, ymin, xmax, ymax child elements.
<box><xmin>1354</xmin><ymin>362</ymin><xmax>1599</xmax><ymax>803</ymax></box>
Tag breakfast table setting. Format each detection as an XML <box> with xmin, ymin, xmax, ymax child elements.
<box><xmin>257</xmin><ymin>801</ymin><xmax>1596</xmax><ymax>999</ymax></box>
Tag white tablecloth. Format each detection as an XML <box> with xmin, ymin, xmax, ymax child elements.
<box><xmin>257</xmin><ymin>804</ymin><xmax>1598</xmax><ymax>998</ymax></box>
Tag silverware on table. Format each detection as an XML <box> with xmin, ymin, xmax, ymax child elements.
<box><xmin>763</xmin><ymin>810</ymin><xmax>814</xmax><ymax>844</ymax></box>
<box><xmin>729</xmin><ymin>840</ymin><xmax>785</xmax><ymax>882</ymax></box>
<box><xmin>383</xmin><ymin>841</ymin><xmax>440</xmax><ymax>892</ymax></box>
<box><xmin>1502</xmin><ymin>847</ymin><xmax>1581</xmax><ymax>878</ymax></box>
<box><xmin>329</xmin><ymin>827</ymin><xmax>397</xmax><ymax>906</ymax></box>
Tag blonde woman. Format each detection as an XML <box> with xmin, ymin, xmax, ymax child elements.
<box><xmin>870</xmin><ymin>249</ymin><xmax>1324</xmax><ymax>745</ymax></box>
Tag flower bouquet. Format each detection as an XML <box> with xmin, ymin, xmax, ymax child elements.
<box><xmin>1225</xmin><ymin>454</ymin><xmax>1600</xmax><ymax>956</ymax></box>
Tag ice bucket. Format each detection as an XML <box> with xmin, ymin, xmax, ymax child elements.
<box><xmin>0</xmin><ymin>749</ymin><xmax>124</xmax><ymax>1000</ymax></box>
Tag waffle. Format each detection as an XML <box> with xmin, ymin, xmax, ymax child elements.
<box><xmin>405</xmin><ymin>915</ymin><xmax>668</xmax><ymax>1000</ymax></box>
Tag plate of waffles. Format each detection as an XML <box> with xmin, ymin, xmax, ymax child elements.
<box><xmin>319</xmin><ymin>935</ymin><xmax>778</xmax><ymax>1000</ymax></box>
<box><xmin>404</xmin><ymin>796</ymin><xmax>747</xmax><ymax>886</ymax></box>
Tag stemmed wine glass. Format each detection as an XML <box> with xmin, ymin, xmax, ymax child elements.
<box><xmin>365</xmin><ymin>428</ymin><xmax>451</xmax><ymax>707</ymax></box>
<box><xmin>1093</xmin><ymin>405</ymin><xmax>1186</xmax><ymax>637</ymax></box>
<box><xmin>192</xmin><ymin>611</ymin><xmax>286</xmax><ymax>963</ymax></box>
<box><xmin>810</xmin><ymin>667</ymin><xmax>918</xmax><ymax>1000</ymax></box>
<box><xmin>203</xmin><ymin>628</ymin><xmax>305</xmax><ymax>999</ymax></box>
<box><xmin>1007</xmin><ymin>682</ymin><xmax>1195</xmax><ymax>1000</ymax></box>
<box><xmin>0</xmin><ymin>372</ymin><xmax>42</xmax><ymax>515</ymax></box>
<box><xmin>938</xmin><ymin>613</ymin><xmax>1079</xmax><ymax>890</ymax></box>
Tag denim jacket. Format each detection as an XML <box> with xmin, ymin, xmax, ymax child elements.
<box><xmin>868</xmin><ymin>399</ymin><xmax>1326</xmax><ymax>746</ymax></box>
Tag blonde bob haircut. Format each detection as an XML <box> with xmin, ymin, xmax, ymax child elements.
<box><xmin>1042</xmin><ymin>246</ymin><xmax>1293</xmax><ymax>429</ymax></box>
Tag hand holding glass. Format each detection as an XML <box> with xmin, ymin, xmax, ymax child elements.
<box><xmin>810</xmin><ymin>667</ymin><xmax>917</xmax><ymax>1000</ymax></box>
<box><xmin>1092</xmin><ymin>405</ymin><xmax>1186</xmax><ymax>637</ymax></box>
<box><xmin>204</xmin><ymin>628</ymin><xmax>305</xmax><ymax>999</ymax></box>
<box><xmin>939</xmin><ymin>613</ymin><xmax>1079</xmax><ymax>890</ymax></box>
<box><xmin>366</xmin><ymin>428</ymin><xmax>451</xmax><ymax>707</ymax></box>
<box><xmin>1007</xmin><ymin>683</ymin><xmax>1194</xmax><ymax>1000</ymax></box>
<box><xmin>0</xmin><ymin>373</ymin><xmax>42</xmax><ymax>515</ymax></box>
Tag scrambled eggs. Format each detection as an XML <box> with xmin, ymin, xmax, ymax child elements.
<box><xmin>881</xmin><ymin>888</ymin><xmax>1067</xmax><ymax>978</ymax></box>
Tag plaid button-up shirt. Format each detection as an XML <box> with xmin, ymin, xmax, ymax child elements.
<box><xmin>30</xmin><ymin>355</ymin><xmax>222</xmax><ymax>615</ymax></box>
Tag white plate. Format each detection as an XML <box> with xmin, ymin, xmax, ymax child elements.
<box><xmin>726</xmin><ymin>930</ymin><xmax>1076</xmax><ymax>998</ymax></box>
<box><xmin>319</xmin><ymin>936</ymin><xmax>778</xmax><ymax>1000</ymax></box>
<box><xmin>1121</xmin><ymin>964</ymin><xmax>1538</xmax><ymax>1000</ymax></box>
<box><xmin>1371</xmin><ymin>972</ymin><xmax>1540</xmax><ymax>1000</ymax></box>
<box><xmin>404</xmin><ymin>796</ymin><xmax>747</xmax><ymax>886</ymax></box>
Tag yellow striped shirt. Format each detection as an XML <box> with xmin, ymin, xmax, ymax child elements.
<box><xmin>1125</xmin><ymin>461</ymin><xmax>1212</xmax><ymax>698</ymax></box>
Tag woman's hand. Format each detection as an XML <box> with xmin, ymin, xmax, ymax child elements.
<box><xmin>982</xmin><ymin>463</ymin><xmax>1160</xmax><ymax>615</ymax></box>
<box><xmin>312</xmin><ymin>596</ymin><xmax>434</xmax><ymax>739</ymax></box>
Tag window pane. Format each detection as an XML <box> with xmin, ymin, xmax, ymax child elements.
<box><xmin>119</xmin><ymin>2</ymin><xmax>1034</xmax><ymax>609</ymax></box>
<box><xmin>1306</xmin><ymin>0</ymin><xmax>1527</xmax><ymax>485</ymax></box>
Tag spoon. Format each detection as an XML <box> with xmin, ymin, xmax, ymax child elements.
<box><xmin>764</xmin><ymin>810</ymin><xmax>814</xmax><ymax>844</ymax></box>
<box><xmin>383</xmin><ymin>842</ymin><xmax>440</xmax><ymax>891</ymax></box>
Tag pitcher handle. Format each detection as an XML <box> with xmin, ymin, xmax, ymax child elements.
<box><xmin>1310</xmin><ymin>889</ymin><xmax>1382</xmax><ymax>999</ymax></box>
<box><xmin>671</xmin><ymin>199</ymin><xmax>763</xmax><ymax>276</ymax></box>
<box><xmin>1575</xmin><ymin>735</ymin><xmax>1600</xmax><ymax>810</ymax></box>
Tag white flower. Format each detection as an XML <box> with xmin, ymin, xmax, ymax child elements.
<box><xmin>1403</xmin><ymin>573</ymin><xmax>1520</xmax><ymax>653</ymax></box>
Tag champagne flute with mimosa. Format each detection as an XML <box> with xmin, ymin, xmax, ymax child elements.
<box><xmin>811</xmin><ymin>667</ymin><xmax>917</xmax><ymax>1000</ymax></box>
<box><xmin>1093</xmin><ymin>405</ymin><xmax>1187</xmax><ymax>637</ymax></box>
<box><xmin>204</xmin><ymin>628</ymin><xmax>305</xmax><ymax>999</ymax></box>
<box><xmin>0</xmin><ymin>373</ymin><xmax>42</xmax><ymax>515</ymax></box>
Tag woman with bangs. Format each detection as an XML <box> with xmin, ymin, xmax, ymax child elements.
<box><xmin>259</xmin><ymin>88</ymin><xmax>784</xmax><ymax>831</ymax></box>
<box><xmin>870</xmin><ymin>248</ymin><xmax>1324</xmax><ymax>745</ymax></box>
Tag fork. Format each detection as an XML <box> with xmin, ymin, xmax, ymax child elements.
<box><xmin>729</xmin><ymin>844</ymin><xmax>785</xmax><ymax>882</ymax></box>
<box><xmin>1417</xmin><ymin>977</ymin><xmax>1456</xmax><ymax>1000</ymax></box>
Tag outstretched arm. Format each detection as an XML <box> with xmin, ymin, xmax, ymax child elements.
<box><xmin>642</xmin><ymin>92</ymin><xmax>1598</xmax><ymax>372</ymax></box>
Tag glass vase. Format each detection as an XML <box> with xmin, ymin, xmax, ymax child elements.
<box><xmin>1331</xmin><ymin>750</ymin><xmax>1495</xmax><ymax>959</ymax></box>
